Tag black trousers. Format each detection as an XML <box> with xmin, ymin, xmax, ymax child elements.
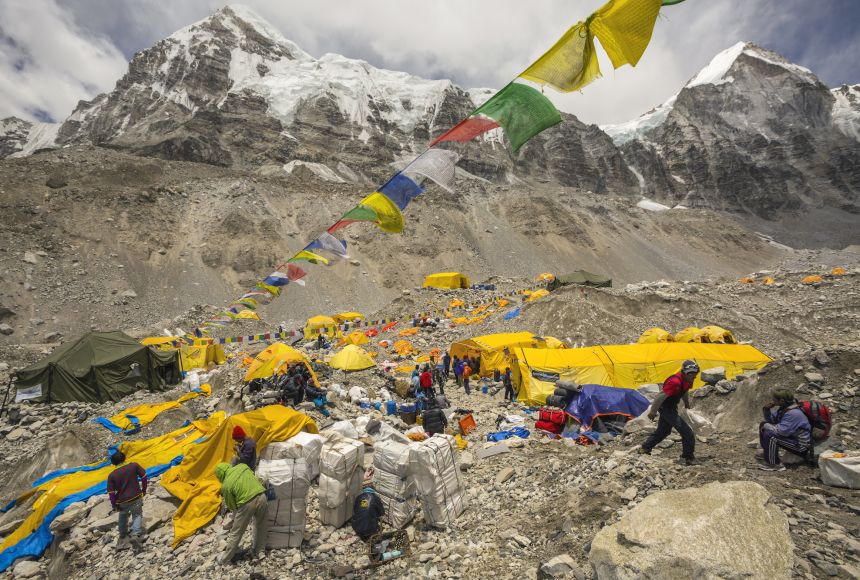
<box><xmin>643</xmin><ymin>406</ymin><xmax>695</xmax><ymax>459</ymax></box>
<box><xmin>504</xmin><ymin>384</ymin><xmax>515</xmax><ymax>401</ymax></box>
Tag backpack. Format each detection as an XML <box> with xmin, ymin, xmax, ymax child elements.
<box><xmin>799</xmin><ymin>400</ymin><xmax>831</xmax><ymax>441</ymax></box>
<box><xmin>463</xmin><ymin>365</ymin><xmax>472</xmax><ymax>378</ymax></box>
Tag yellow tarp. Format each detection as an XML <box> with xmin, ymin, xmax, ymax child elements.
<box><xmin>700</xmin><ymin>325</ymin><xmax>736</xmax><ymax>344</ymax></box>
<box><xmin>512</xmin><ymin>343</ymin><xmax>771</xmax><ymax>405</ymax></box>
<box><xmin>332</xmin><ymin>312</ymin><xmax>365</xmax><ymax>323</ymax></box>
<box><xmin>674</xmin><ymin>327</ymin><xmax>706</xmax><ymax>343</ymax></box>
<box><xmin>142</xmin><ymin>337</ymin><xmax>226</xmax><ymax>372</ymax></box>
<box><xmin>398</xmin><ymin>327</ymin><xmax>419</xmax><ymax>337</ymax></box>
<box><xmin>328</xmin><ymin>345</ymin><xmax>376</xmax><ymax>371</ymax></box>
<box><xmin>304</xmin><ymin>315</ymin><xmax>342</xmax><ymax>340</ymax></box>
<box><xmin>0</xmin><ymin>413</ymin><xmax>226</xmax><ymax>563</ymax></box>
<box><xmin>162</xmin><ymin>406</ymin><xmax>318</xmax><ymax>547</ymax></box>
<box><xmin>496</xmin><ymin>298</ymin><xmax>510</xmax><ymax>308</ymax></box>
<box><xmin>450</xmin><ymin>332</ymin><xmax>565</xmax><ymax>378</ymax></box>
<box><xmin>243</xmin><ymin>343</ymin><xmax>317</xmax><ymax>385</ymax></box>
<box><xmin>338</xmin><ymin>331</ymin><xmax>369</xmax><ymax>346</ymax></box>
<box><xmin>449</xmin><ymin>299</ymin><xmax>465</xmax><ymax>308</ymax></box>
<box><xmin>638</xmin><ymin>327</ymin><xmax>674</xmax><ymax>344</ymax></box>
<box><xmin>100</xmin><ymin>384</ymin><xmax>212</xmax><ymax>432</ymax></box>
<box><xmin>423</xmin><ymin>272</ymin><xmax>470</xmax><ymax>289</ymax></box>
<box><xmin>526</xmin><ymin>289</ymin><xmax>550</xmax><ymax>302</ymax></box>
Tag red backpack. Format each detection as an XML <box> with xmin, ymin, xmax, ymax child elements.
<box><xmin>799</xmin><ymin>400</ymin><xmax>831</xmax><ymax>441</ymax></box>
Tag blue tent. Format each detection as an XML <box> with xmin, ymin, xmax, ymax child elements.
<box><xmin>564</xmin><ymin>384</ymin><xmax>649</xmax><ymax>429</ymax></box>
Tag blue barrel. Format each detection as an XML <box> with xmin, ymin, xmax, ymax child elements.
<box><xmin>482</xmin><ymin>385</ymin><xmax>489</xmax><ymax>394</ymax></box>
<box><xmin>374</xmin><ymin>401</ymin><xmax>382</xmax><ymax>411</ymax></box>
<box><xmin>386</xmin><ymin>400</ymin><xmax>397</xmax><ymax>415</ymax></box>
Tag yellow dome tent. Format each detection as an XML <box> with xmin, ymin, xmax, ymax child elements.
<box><xmin>537</xmin><ymin>273</ymin><xmax>555</xmax><ymax>282</ymax></box>
<box><xmin>802</xmin><ymin>275</ymin><xmax>823</xmax><ymax>285</ymax></box>
<box><xmin>449</xmin><ymin>332</ymin><xmax>565</xmax><ymax>378</ymax></box>
<box><xmin>235</xmin><ymin>310</ymin><xmax>261</xmax><ymax>320</ymax></box>
<box><xmin>303</xmin><ymin>315</ymin><xmax>342</xmax><ymax>340</ymax></box>
<box><xmin>638</xmin><ymin>328</ymin><xmax>674</xmax><ymax>344</ymax></box>
<box><xmin>423</xmin><ymin>272</ymin><xmax>470</xmax><ymax>289</ymax></box>
<box><xmin>141</xmin><ymin>336</ymin><xmax>226</xmax><ymax>372</ymax></box>
<box><xmin>329</xmin><ymin>345</ymin><xmax>376</xmax><ymax>371</ymax></box>
<box><xmin>701</xmin><ymin>325</ymin><xmax>736</xmax><ymax>344</ymax></box>
<box><xmin>332</xmin><ymin>312</ymin><xmax>365</xmax><ymax>324</ymax></box>
<box><xmin>339</xmin><ymin>331</ymin><xmax>369</xmax><ymax>346</ymax></box>
<box><xmin>763</xmin><ymin>277</ymin><xmax>775</xmax><ymax>285</ymax></box>
<box><xmin>739</xmin><ymin>277</ymin><xmax>755</xmax><ymax>284</ymax></box>
<box><xmin>244</xmin><ymin>343</ymin><xmax>317</xmax><ymax>385</ymax></box>
<box><xmin>674</xmin><ymin>327</ymin><xmax>707</xmax><ymax>343</ymax></box>
<box><xmin>831</xmin><ymin>267</ymin><xmax>846</xmax><ymax>276</ymax></box>
<box><xmin>511</xmin><ymin>343</ymin><xmax>772</xmax><ymax>405</ymax></box>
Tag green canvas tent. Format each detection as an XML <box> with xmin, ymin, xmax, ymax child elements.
<box><xmin>12</xmin><ymin>331</ymin><xmax>180</xmax><ymax>404</ymax></box>
<box><xmin>547</xmin><ymin>270</ymin><xmax>612</xmax><ymax>290</ymax></box>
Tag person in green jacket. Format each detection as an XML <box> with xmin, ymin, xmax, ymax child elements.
<box><xmin>215</xmin><ymin>462</ymin><xmax>269</xmax><ymax>564</ymax></box>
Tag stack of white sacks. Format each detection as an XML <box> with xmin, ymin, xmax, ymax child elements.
<box><xmin>318</xmin><ymin>434</ymin><xmax>365</xmax><ymax>527</ymax></box>
<box><xmin>256</xmin><ymin>431</ymin><xmax>324</xmax><ymax>548</ymax></box>
<box><xmin>372</xmin><ymin>440</ymin><xmax>419</xmax><ymax>528</ymax></box>
<box><xmin>409</xmin><ymin>434</ymin><xmax>468</xmax><ymax>527</ymax></box>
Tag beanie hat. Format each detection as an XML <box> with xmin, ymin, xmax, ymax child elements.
<box><xmin>232</xmin><ymin>425</ymin><xmax>247</xmax><ymax>440</ymax></box>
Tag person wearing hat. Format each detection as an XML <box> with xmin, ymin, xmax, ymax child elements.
<box><xmin>230</xmin><ymin>426</ymin><xmax>257</xmax><ymax>471</ymax></box>
<box><xmin>215</xmin><ymin>462</ymin><xmax>268</xmax><ymax>563</ymax></box>
<box><xmin>758</xmin><ymin>389</ymin><xmax>811</xmax><ymax>469</ymax></box>
<box><xmin>351</xmin><ymin>483</ymin><xmax>385</xmax><ymax>541</ymax></box>
<box><xmin>639</xmin><ymin>360</ymin><xmax>700</xmax><ymax>465</ymax></box>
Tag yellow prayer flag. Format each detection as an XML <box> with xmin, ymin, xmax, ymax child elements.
<box><xmin>361</xmin><ymin>192</ymin><xmax>404</xmax><ymax>234</ymax></box>
<box><xmin>590</xmin><ymin>0</ymin><xmax>663</xmax><ymax>69</ymax></box>
<box><xmin>519</xmin><ymin>21</ymin><xmax>601</xmax><ymax>92</ymax></box>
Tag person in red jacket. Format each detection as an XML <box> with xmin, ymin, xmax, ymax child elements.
<box><xmin>419</xmin><ymin>365</ymin><xmax>434</xmax><ymax>399</ymax></box>
<box><xmin>639</xmin><ymin>360</ymin><xmax>701</xmax><ymax>465</ymax></box>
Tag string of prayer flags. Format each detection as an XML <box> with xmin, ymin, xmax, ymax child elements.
<box><xmin>329</xmin><ymin>192</ymin><xmax>404</xmax><ymax>234</ymax></box>
<box><xmin>430</xmin><ymin>83</ymin><xmax>562</xmax><ymax>152</ymax></box>
<box><xmin>306</xmin><ymin>232</ymin><xmax>349</xmax><ymax>260</ymax></box>
<box><xmin>519</xmin><ymin>21</ymin><xmax>600</xmax><ymax>92</ymax></box>
<box><xmin>378</xmin><ymin>173</ymin><xmax>426</xmax><ymax>210</ymax></box>
<box><xmin>288</xmin><ymin>249</ymin><xmax>330</xmax><ymax>265</ymax></box>
<box><xmin>402</xmin><ymin>149</ymin><xmax>460</xmax><ymax>192</ymax></box>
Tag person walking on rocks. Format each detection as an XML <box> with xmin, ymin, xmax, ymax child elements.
<box><xmin>231</xmin><ymin>426</ymin><xmax>257</xmax><ymax>471</ymax></box>
<box><xmin>107</xmin><ymin>451</ymin><xmax>147</xmax><ymax>551</ymax></box>
<box><xmin>215</xmin><ymin>462</ymin><xmax>268</xmax><ymax>564</ymax></box>
<box><xmin>758</xmin><ymin>389</ymin><xmax>811</xmax><ymax>469</ymax></box>
<box><xmin>453</xmin><ymin>356</ymin><xmax>464</xmax><ymax>390</ymax></box>
<box><xmin>434</xmin><ymin>361</ymin><xmax>446</xmax><ymax>395</ymax></box>
<box><xmin>462</xmin><ymin>360</ymin><xmax>472</xmax><ymax>395</ymax></box>
<box><xmin>503</xmin><ymin>367</ymin><xmax>515</xmax><ymax>402</ymax></box>
<box><xmin>419</xmin><ymin>365</ymin><xmax>434</xmax><ymax>399</ymax></box>
<box><xmin>639</xmin><ymin>360</ymin><xmax>700</xmax><ymax>465</ymax></box>
<box><xmin>443</xmin><ymin>351</ymin><xmax>452</xmax><ymax>379</ymax></box>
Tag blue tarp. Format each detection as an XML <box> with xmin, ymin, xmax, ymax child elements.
<box><xmin>503</xmin><ymin>307</ymin><xmax>521</xmax><ymax>320</ymax></box>
<box><xmin>564</xmin><ymin>384</ymin><xmax>649</xmax><ymax>429</ymax></box>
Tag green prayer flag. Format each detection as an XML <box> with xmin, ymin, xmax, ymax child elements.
<box><xmin>474</xmin><ymin>83</ymin><xmax>562</xmax><ymax>152</ymax></box>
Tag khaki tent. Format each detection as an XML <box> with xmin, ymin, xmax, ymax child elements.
<box><xmin>141</xmin><ymin>336</ymin><xmax>226</xmax><ymax>372</ymax></box>
<box><xmin>638</xmin><ymin>327</ymin><xmax>674</xmax><ymax>344</ymax></box>
<box><xmin>450</xmin><ymin>332</ymin><xmax>565</xmax><ymax>378</ymax></box>
<box><xmin>303</xmin><ymin>315</ymin><xmax>342</xmax><ymax>341</ymax></box>
<box><xmin>329</xmin><ymin>345</ymin><xmax>376</xmax><ymax>371</ymax></box>
<box><xmin>13</xmin><ymin>331</ymin><xmax>180</xmax><ymax>404</ymax></box>
<box><xmin>244</xmin><ymin>343</ymin><xmax>317</xmax><ymax>385</ymax></box>
<box><xmin>423</xmin><ymin>272</ymin><xmax>470</xmax><ymax>289</ymax></box>
<box><xmin>547</xmin><ymin>270</ymin><xmax>612</xmax><ymax>290</ymax></box>
<box><xmin>511</xmin><ymin>343</ymin><xmax>771</xmax><ymax>405</ymax></box>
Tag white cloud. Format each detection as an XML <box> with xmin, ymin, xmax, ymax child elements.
<box><xmin>0</xmin><ymin>0</ymin><xmax>127</xmax><ymax>121</ymax></box>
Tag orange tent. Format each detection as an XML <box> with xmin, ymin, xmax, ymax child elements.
<box><xmin>831</xmin><ymin>267</ymin><xmax>846</xmax><ymax>276</ymax></box>
<box><xmin>393</xmin><ymin>340</ymin><xmax>415</xmax><ymax>355</ymax></box>
<box><xmin>802</xmin><ymin>275</ymin><xmax>823</xmax><ymax>285</ymax></box>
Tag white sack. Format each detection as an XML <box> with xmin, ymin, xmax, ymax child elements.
<box><xmin>378</xmin><ymin>492</ymin><xmax>419</xmax><ymax>529</ymax></box>
<box><xmin>257</xmin><ymin>457</ymin><xmax>310</xmax><ymax>499</ymax></box>
<box><xmin>373</xmin><ymin>440</ymin><xmax>411</xmax><ymax>477</ymax></box>
<box><xmin>324</xmin><ymin>420</ymin><xmax>360</xmax><ymax>440</ymax></box>
<box><xmin>819</xmin><ymin>451</ymin><xmax>860</xmax><ymax>489</ymax></box>
<box><xmin>320</xmin><ymin>438</ymin><xmax>364</xmax><ymax>479</ymax></box>
<box><xmin>373</xmin><ymin>468</ymin><xmax>416</xmax><ymax>500</ymax></box>
<box><xmin>420</xmin><ymin>489</ymin><xmax>468</xmax><ymax>527</ymax></box>
<box><xmin>267</xmin><ymin>497</ymin><xmax>307</xmax><ymax>530</ymax></box>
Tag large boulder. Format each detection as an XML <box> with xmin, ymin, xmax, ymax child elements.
<box><xmin>589</xmin><ymin>481</ymin><xmax>792</xmax><ymax>580</ymax></box>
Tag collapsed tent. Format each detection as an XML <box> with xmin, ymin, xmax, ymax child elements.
<box><xmin>547</xmin><ymin>270</ymin><xmax>612</xmax><ymax>290</ymax></box>
<box><xmin>512</xmin><ymin>343</ymin><xmax>772</xmax><ymax>405</ymax></box>
<box><xmin>565</xmin><ymin>384</ymin><xmax>650</xmax><ymax>429</ymax></box>
<box><xmin>303</xmin><ymin>316</ymin><xmax>343</xmax><ymax>340</ymax></box>
<box><xmin>0</xmin><ymin>413</ymin><xmax>226</xmax><ymax>572</ymax></box>
<box><xmin>161</xmin><ymin>405</ymin><xmax>318</xmax><ymax>547</ymax></box>
<box><xmin>638</xmin><ymin>327</ymin><xmax>674</xmax><ymax>343</ymax></box>
<box><xmin>328</xmin><ymin>345</ymin><xmax>376</xmax><ymax>371</ymax></box>
<box><xmin>243</xmin><ymin>343</ymin><xmax>317</xmax><ymax>385</ymax></box>
<box><xmin>92</xmin><ymin>384</ymin><xmax>212</xmax><ymax>433</ymax></box>
<box><xmin>450</xmin><ymin>332</ymin><xmax>565</xmax><ymax>378</ymax></box>
<box><xmin>13</xmin><ymin>331</ymin><xmax>180</xmax><ymax>404</ymax></box>
<box><xmin>423</xmin><ymin>272</ymin><xmax>470</xmax><ymax>289</ymax></box>
<box><xmin>141</xmin><ymin>336</ymin><xmax>226</xmax><ymax>372</ymax></box>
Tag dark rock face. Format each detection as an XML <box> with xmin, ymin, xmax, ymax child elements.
<box><xmin>0</xmin><ymin>118</ymin><xmax>32</xmax><ymax>158</ymax></box>
<box><xmin>614</xmin><ymin>44</ymin><xmax>860</xmax><ymax>218</ymax></box>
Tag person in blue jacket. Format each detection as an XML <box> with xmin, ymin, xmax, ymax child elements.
<box><xmin>759</xmin><ymin>389</ymin><xmax>811</xmax><ymax>469</ymax></box>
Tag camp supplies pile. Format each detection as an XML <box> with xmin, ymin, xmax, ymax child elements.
<box><xmin>257</xmin><ymin>457</ymin><xmax>311</xmax><ymax>548</ymax></box>
<box><xmin>408</xmin><ymin>435</ymin><xmax>468</xmax><ymax>527</ymax></box>
<box><xmin>535</xmin><ymin>407</ymin><xmax>567</xmax><ymax>435</ymax></box>
<box><xmin>319</xmin><ymin>436</ymin><xmax>365</xmax><ymax>527</ymax></box>
<box><xmin>372</xmin><ymin>440</ymin><xmax>419</xmax><ymax>529</ymax></box>
<box><xmin>260</xmin><ymin>431</ymin><xmax>324</xmax><ymax>481</ymax></box>
<box><xmin>545</xmin><ymin>380</ymin><xmax>580</xmax><ymax>409</ymax></box>
<box><xmin>818</xmin><ymin>452</ymin><xmax>860</xmax><ymax>490</ymax></box>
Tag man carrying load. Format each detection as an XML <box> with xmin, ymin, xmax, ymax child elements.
<box><xmin>639</xmin><ymin>360</ymin><xmax>700</xmax><ymax>466</ymax></box>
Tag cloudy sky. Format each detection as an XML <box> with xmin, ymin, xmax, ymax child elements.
<box><xmin>2</xmin><ymin>0</ymin><xmax>859</xmax><ymax>125</ymax></box>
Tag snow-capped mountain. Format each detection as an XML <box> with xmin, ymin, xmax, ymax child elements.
<box><xmin>603</xmin><ymin>42</ymin><xmax>860</xmax><ymax>216</ymax></box>
<box><xmin>0</xmin><ymin>117</ymin><xmax>60</xmax><ymax>159</ymax></box>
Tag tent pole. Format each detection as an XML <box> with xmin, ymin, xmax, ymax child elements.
<box><xmin>0</xmin><ymin>375</ymin><xmax>14</xmax><ymax>417</ymax></box>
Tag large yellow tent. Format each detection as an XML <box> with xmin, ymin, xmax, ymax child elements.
<box><xmin>511</xmin><ymin>343</ymin><xmax>771</xmax><ymax>405</ymax></box>
<box><xmin>674</xmin><ymin>327</ymin><xmax>707</xmax><ymax>343</ymax></box>
<box><xmin>328</xmin><ymin>345</ymin><xmax>376</xmax><ymax>371</ymax></box>
<box><xmin>162</xmin><ymin>405</ymin><xmax>318</xmax><ymax>547</ymax></box>
<box><xmin>638</xmin><ymin>327</ymin><xmax>674</xmax><ymax>344</ymax></box>
<box><xmin>700</xmin><ymin>325</ymin><xmax>736</xmax><ymax>344</ymax></box>
<box><xmin>141</xmin><ymin>336</ymin><xmax>226</xmax><ymax>372</ymax></box>
<box><xmin>332</xmin><ymin>312</ymin><xmax>365</xmax><ymax>324</ymax></box>
<box><xmin>450</xmin><ymin>332</ymin><xmax>565</xmax><ymax>377</ymax></box>
<box><xmin>243</xmin><ymin>343</ymin><xmax>317</xmax><ymax>385</ymax></box>
<box><xmin>423</xmin><ymin>272</ymin><xmax>470</xmax><ymax>289</ymax></box>
<box><xmin>339</xmin><ymin>330</ymin><xmax>370</xmax><ymax>346</ymax></box>
<box><xmin>303</xmin><ymin>315</ymin><xmax>342</xmax><ymax>340</ymax></box>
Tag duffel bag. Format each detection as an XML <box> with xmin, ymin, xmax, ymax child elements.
<box><xmin>535</xmin><ymin>419</ymin><xmax>563</xmax><ymax>434</ymax></box>
<box><xmin>539</xmin><ymin>407</ymin><xmax>566</xmax><ymax>425</ymax></box>
<box><xmin>545</xmin><ymin>394</ymin><xmax>567</xmax><ymax>408</ymax></box>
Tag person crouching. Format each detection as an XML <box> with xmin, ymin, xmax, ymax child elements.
<box><xmin>215</xmin><ymin>462</ymin><xmax>269</xmax><ymax>564</ymax></box>
<box><xmin>758</xmin><ymin>390</ymin><xmax>811</xmax><ymax>469</ymax></box>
